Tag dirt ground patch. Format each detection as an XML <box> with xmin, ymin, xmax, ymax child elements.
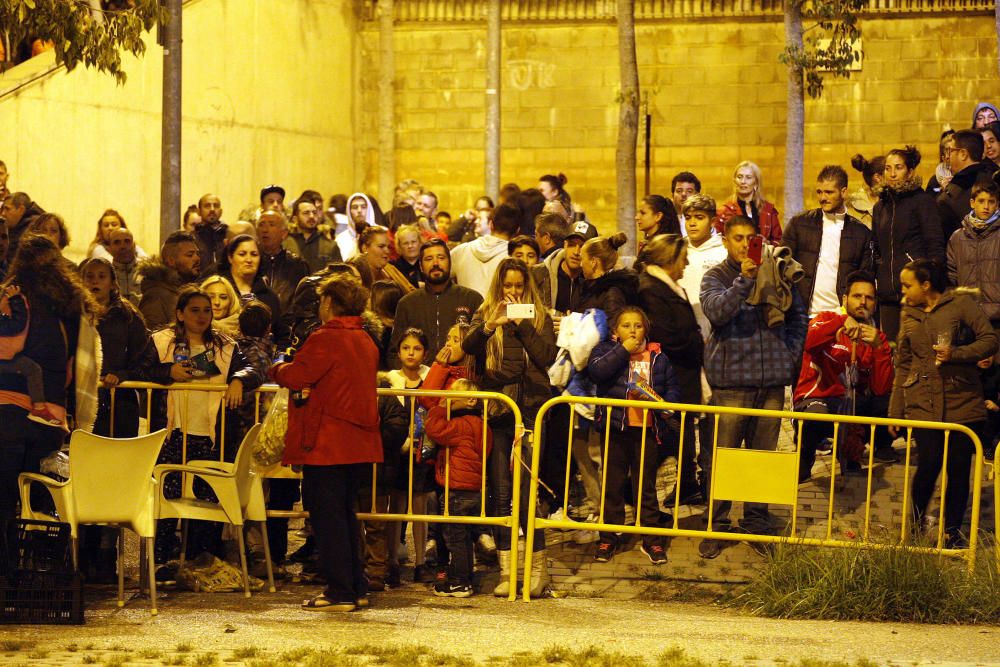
<box><xmin>1</xmin><ymin>582</ymin><xmax>998</xmax><ymax>666</ymax></box>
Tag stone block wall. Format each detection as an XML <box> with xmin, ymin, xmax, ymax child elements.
<box><xmin>358</xmin><ymin>13</ymin><xmax>1000</xmax><ymax>228</ymax></box>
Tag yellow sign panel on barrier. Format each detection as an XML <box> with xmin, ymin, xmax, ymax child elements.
<box><xmin>711</xmin><ymin>448</ymin><xmax>800</xmax><ymax>506</ymax></box>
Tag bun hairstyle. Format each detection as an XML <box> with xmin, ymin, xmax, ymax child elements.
<box><xmin>886</xmin><ymin>145</ymin><xmax>922</xmax><ymax>171</ymax></box>
<box><xmin>540</xmin><ymin>173</ymin><xmax>568</xmax><ymax>189</ymax></box>
<box><xmin>850</xmin><ymin>153</ymin><xmax>886</xmax><ymax>188</ymax></box>
<box><xmin>582</xmin><ymin>232</ymin><xmax>628</xmax><ymax>272</ymax></box>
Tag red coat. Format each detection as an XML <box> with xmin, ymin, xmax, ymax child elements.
<box><xmin>418</xmin><ymin>362</ymin><xmax>469</xmax><ymax>410</ymax></box>
<box><xmin>271</xmin><ymin>316</ymin><xmax>383</xmax><ymax>466</ymax></box>
<box><xmin>425</xmin><ymin>405</ymin><xmax>492</xmax><ymax>491</ymax></box>
<box><xmin>713</xmin><ymin>198</ymin><xmax>783</xmax><ymax>245</ymax></box>
<box><xmin>793</xmin><ymin>311</ymin><xmax>894</xmax><ymax>404</ymax></box>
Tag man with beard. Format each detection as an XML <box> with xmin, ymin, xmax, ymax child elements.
<box><xmin>387</xmin><ymin>238</ymin><xmax>483</xmax><ymax>368</ymax></box>
<box><xmin>193</xmin><ymin>193</ymin><xmax>227</xmax><ymax>277</ymax></box>
<box><xmin>138</xmin><ymin>231</ymin><xmax>202</xmax><ymax>327</ymax></box>
<box><xmin>337</xmin><ymin>193</ymin><xmax>380</xmax><ymax>261</ymax></box>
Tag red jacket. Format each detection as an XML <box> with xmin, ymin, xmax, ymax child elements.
<box><xmin>713</xmin><ymin>198</ymin><xmax>783</xmax><ymax>245</ymax></box>
<box><xmin>272</xmin><ymin>316</ymin><xmax>383</xmax><ymax>466</ymax></box>
<box><xmin>425</xmin><ymin>405</ymin><xmax>492</xmax><ymax>491</ymax></box>
<box><xmin>418</xmin><ymin>362</ymin><xmax>470</xmax><ymax>410</ymax></box>
<box><xmin>793</xmin><ymin>311</ymin><xmax>894</xmax><ymax>404</ymax></box>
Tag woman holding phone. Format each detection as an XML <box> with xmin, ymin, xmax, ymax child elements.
<box><xmin>463</xmin><ymin>257</ymin><xmax>557</xmax><ymax>598</ymax></box>
<box><xmin>888</xmin><ymin>259</ymin><xmax>996</xmax><ymax>547</ymax></box>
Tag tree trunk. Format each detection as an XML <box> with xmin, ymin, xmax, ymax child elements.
<box><xmin>616</xmin><ymin>0</ymin><xmax>639</xmax><ymax>255</ymax></box>
<box><xmin>484</xmin><ymin>0</ymin><xmax>501</xmax><ymax>203</ymax></box>
<box><xmin>783</xmin><ymin>2</ymin><xmax>805</xmax><ymax>225</ymax></box>
<box><xmin>159</xmin><ymin>0</ymin><xmax>182</xmax><ymax>244</ymax></box>
<box><xmin>378</xmin><ymin>0</ymin><xmax>396</xmax><ymax>207</ymax></box>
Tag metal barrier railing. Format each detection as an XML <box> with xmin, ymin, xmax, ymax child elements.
<box><xmin>112</xmin><ymin>381</ymin><xmax>524</xmax><ymax>600</ymax></box>
<box><xmin>521</xmin><ymin>395</ymin><xmax>988</xmax><ymax>600</ymax></box>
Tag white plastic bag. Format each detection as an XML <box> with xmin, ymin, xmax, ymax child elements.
<box><xmin>254</xmin><ymin>387</ymin><xmax>289</xmax><ymax>467</ymax></box>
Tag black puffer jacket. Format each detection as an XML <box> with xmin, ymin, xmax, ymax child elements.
<box><xmin>137</xmin><ymin>258</ymin><xmax>190</xmax><ymax>330</ymax></box>
<box><xmin>872</xmin><ymin>177</ymin><xmax>945</xmax><ymax>303</ymax></box>
<box><xmin>578</xmin><ymin>268</ymin><xmax>640</xmax><ymax>324</ymax></box>
<box><xmin>937</xmin><ymin>161</ymin><xmax>996</xmax><ymax>241</ymax></box>
<box><xmin>637</xmin><ymin>270</ymin><xmax>704</xmax><ymax>405</ymax></box>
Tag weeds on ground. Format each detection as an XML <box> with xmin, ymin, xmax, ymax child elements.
<box><xmin>162</xmin><ymin>655</ymin><xmax>187</xmax><ymax>666</ymax></box>
<box><xmin>232</xmin><ymin>646</ymin><xmax>261</xmax><ymax>659</ymax></box>
<box><xmin>736</xmin><ymin>539</ymin><xmax>1000</xmax><ymax>623</ymax></box>
<box><xmin>81</xmin><ymin>656</ymin><xmax>99</xmax><ymax>665</ymax></box>
<box><xmin>175</xmin><ymin>643</ymin><xmax>194</xmax><ymax>654</ymax></box>
<box><xmin>0</xmin><ymin>640</ymin><xmax>33</xmax><ymax>651</ymax></box>
<box><xmin>104</xmin><ymin>655</ymin><xmax>128</xmax><ymax>667</ymax></box>
<box><xmin>190</xmin><ymin>653</ymin><xmax>219</xmax><ymax>667</ymax></box>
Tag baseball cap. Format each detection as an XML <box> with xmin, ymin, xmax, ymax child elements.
<box><xmin>565</xmin><ymin>220</ymin><xmax>599</xmax><ymax>242</ymax></box>
<box><xmin>260</xmin><ymin>184</ymin><xmax>286</xmax><ymax>202</ymax></box>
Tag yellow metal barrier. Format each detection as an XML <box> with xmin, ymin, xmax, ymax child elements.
<box><xmin>111</xmin><ymin>381</ymin><xmax>524</xmax><ymax>600</ymax></box>
<box><xmin>522</xmin><ymin>395</ymin><xmax>988</xmax><ymax>600</ymax></box>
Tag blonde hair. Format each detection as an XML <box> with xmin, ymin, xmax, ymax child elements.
<box><xmin>451</xmin><ymin>378</ymin><xmax>480</xmax><ymax>393</ymax></box>
<box><xmin>394</xmin><ymin>223</ymin><xmax>422</xmax><ymax>255</ymax></box>
<box><xmin>732</xmin><ymin>161</ymin><xmax>764</xmax><ymax>208</ymax></box>
<box><xmin>476</xmin><ymin>258</ymin><xmax>548</xmax><ymax>374</ymax></box>
<box><xmin>582</xmin><ymin>232</ymin><xmax>628</xmax><ymax>273</ymax></box>
<box><xmin>642</xmin><ymin>234</ymin><xmax>686</xmax><ymax>269</ymax></box>
<box><xmin>199</xmin><ymin>275</ymin><xmax>242</xmax><ymax>319</ymax></box>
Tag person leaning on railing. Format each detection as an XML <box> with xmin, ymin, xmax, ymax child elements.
<box><xmin>888</xmin><ymin>259</ymin><xmax>998</xmax><ymax>548</ymax></box>
<box><xmin>271</xmin><ymin>272</ymin><xmax>383</xmax><ymax>613</ymax></box>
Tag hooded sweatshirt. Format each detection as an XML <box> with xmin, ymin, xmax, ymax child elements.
<box><xmin>972</xmin><ymin>102</ymin><xmax>1000</xmax><ymax>128</ymax></box>
<box><xmin>336</xmin><ymin>192</ymin><xmax>377</xmax><ymax>260</ymax></box>
<box><xmin>679</xmin><ymin>234</ymin><xmax>727</xmax><ymax>339</ymax></box>
<box><xmin>450</xmin><ymin>234</ymin><xmax>510</xmax><ymax>296</ymax></box>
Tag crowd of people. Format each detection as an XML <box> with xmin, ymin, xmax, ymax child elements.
<box><xmin>1</xmin><ymin>102</ymin><xmax>999</xmax><ymax>611</ymax></box>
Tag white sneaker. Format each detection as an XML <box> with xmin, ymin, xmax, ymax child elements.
<box><xmin>574</xmin><ymin>529</ymin><xmax>600</xmax><ymax>544</ymax></box>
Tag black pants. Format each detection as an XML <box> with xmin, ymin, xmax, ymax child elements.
<box><xmin>599</xmin><ymin>426</ymin><xmax>663</xmax><ymax>547</ymax></box>
<box><xmin>302</xmin><ymin>463</ymin><xmax>367</xmax><ymax>603</ymax></box>
<box><xmin>0</xmin><ymin>405</ymin><xmax>64</xmax><ymax>522</ymax></box>
<box><xmin>154</xmin><ymin>430</ymin><xmax>222</xmax><ymax>562</ymax></box>
<box><xmin>796</xmin><ymin>394</ymin><xmax>892</xmax><ymax>481</ymax></box>
<box><xmin>492</xmin><ymin>422</ymin><xmax>547</xmax><ymax>553</ymax></box>
<box><xmin>878</xmin><ymin>301</ymin><xmax>902</xmax><ymax>343</ymax></box>
<box><xmin>265</xmin><ymin>478</ymin><xmax>300</xmax><ymax>564</ymax></box>
<box><xmin>440</xmin><ymin>490</ymin><xmax>480</xmax><ymax>585</ymax></box>
<box><xmin>911</xmin><ymin>423</ymin><xmax>982</xmax><ymax>536</ymax></box>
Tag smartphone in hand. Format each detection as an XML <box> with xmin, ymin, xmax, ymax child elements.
<box><xmin>747</xmin><ymin>235</ymin><xmax>764</xmax><ymax>265</ymax></box>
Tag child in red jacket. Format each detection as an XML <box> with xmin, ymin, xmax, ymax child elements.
<box><xmin>424</xmin><ymin>378</ymin><xmax>493</xmax><ymax>598</ymax></box>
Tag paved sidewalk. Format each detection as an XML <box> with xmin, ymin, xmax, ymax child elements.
<box><xmin>2</xmin><ymin>583</ymin><xmax>999</xmax><ymax>665</ymax></box>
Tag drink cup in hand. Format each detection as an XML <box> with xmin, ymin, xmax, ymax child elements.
<box><xmin>934</xmin><ymin>331</ymin><xmax>952</xmax><ymax>366</ymax></box>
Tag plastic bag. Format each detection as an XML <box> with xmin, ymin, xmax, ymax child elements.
<box><xmin>254</xmin><ymin>387</ymin><xmax>289</xmax><ymax>467</ymax></box>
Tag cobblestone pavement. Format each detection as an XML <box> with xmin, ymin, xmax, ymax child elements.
<box><xmin>2</xmin><ymin>581</ymin><xmax>998</xmax><ymax>666</ymax></box>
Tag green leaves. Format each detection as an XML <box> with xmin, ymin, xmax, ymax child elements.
<box><xmin>1</xmin><ymin>0</ymin><xmax>165</xmax><ymax>84</ymax></box>
<box><xmin>784</xmin><ymin>0</ymin><xmax>868</xmax><ymax>99</ymax></box>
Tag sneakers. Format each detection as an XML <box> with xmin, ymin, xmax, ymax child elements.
<box><xmin>698</xmin><ymin>538</ymin><xmax>724</xmax><ymax>560</ymax></box>
<box><xmin>155</xmin><ymin>563</ymin><xmax>178</xmax><ymax>584</ymax></box>
<box><xmin>640</xmin><ymin>543</ymin><xmax>667</xmax><ymax>565</ymax></box>
<box><xmin>433</xmin><ymin>580</ymin><xmax>473</xmax><ymax>598</ymax></box>
<box><xmin>28</xmin><ymin>405</ymin><xmax>66</xmax><ymax>430</ymax></box>
<box><xmin>593</xmin><ymin>541</ymin><xmax>615</xmax><ymax>563</ymax></box>
<box><xmin>287</xmin><ymin>539</ymin><xmax>316</xmax><ymax>564</ymax></box>
<box><xmin>476</xmin><ymin>533</ymin><xmax>497</xmax><ymax>559</ymax></box>
<box><xmin>548</xmin><ymin>507</ymin><xmax>566</xmax><ymax>522</ymax></box>
<box><xmin>841</xmin><ymin>460</ymin><xmax>865</xmax><ymax>476</ymax></box>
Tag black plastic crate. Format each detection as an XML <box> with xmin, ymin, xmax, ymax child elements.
<box><xmin>0</xmin><ymin>571</ymin><xmax>84</xmax><ymax>624</ymax></box>
<box><xmin>2</xmin><ymin>519</ymin><xmax>74</xmax><ymax>576</ymax></box>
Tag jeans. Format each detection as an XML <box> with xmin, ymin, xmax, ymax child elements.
<box><xmin>440</xmin><ymin>489</ymin><xmax>481</xmax><ymax>585</ymax></box>
<box><xmin>700</xmin><ymin>386</ymin><xmax>784</xmax><ymax>534</ymax></box>
<box><xmin>911</xmin><ymin>423</ymin><xmax>982</xmax><ymax>536</ymax></box>
<box><xmin>599</xmin><ymin>427</ymin><xmax>665</xmax><ymax>547</ymax></box>
<box><xmin>302</xmin><ymin>463</ymin><xmax>368</xmax><ymax>603</ymax></box>
<box><xmin>492</xmin><ymin>421</ymin><xmax>546</xmax><ymax>553</ymax></box>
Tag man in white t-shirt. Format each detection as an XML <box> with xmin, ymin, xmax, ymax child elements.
<box><xmin>781</xmin><ymin>166</ymin><xmax>874</xmax><ymax>319</ymax></box>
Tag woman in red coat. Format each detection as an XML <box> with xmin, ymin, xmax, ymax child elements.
<box><xmin>712</xmin><ymin>160</ymin><xmax>782</xmax><ymax>245</ymax></box>
<box><xmin>271</xmin><ymin>273</ymin><xmax>382</xmax><ymax>612</ymax></box>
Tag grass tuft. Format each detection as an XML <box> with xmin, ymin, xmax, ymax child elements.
<box><xmin>232</xmin><ymin>646</ymin><xmax>261</xmax><ymax>660</ymax></box>
<box><xmin>0</xmin><ymin>641</ymin><xmax>32</xmax><ymax>651</ymax></box>
<box><xmin>175</xmin><ymin>643</ymin><xmax>194</xmax><ymax>654</ymax></box>
<box><xmin>736</xmin><ymin>539</ymin><xmax>1000</xmax><ymax>623</ymax></box>
<box><xmin>81</xmin><ymin>656</ymin><xmax>99</xmax><ymax>665</ymax></box>
<box><xmin>139</xmin><ymin>648</ymin><xmax>162</xmax><ymax>659</ymax></box>
<box><xmin>190</xmin><ymin>654</ymin><xmax>219</xmax><ymax>667</ymax></box>
<box><xmin>104</xmin><ymin>655</ymin><xmax>127</xmax><ymax>667</ymax></box>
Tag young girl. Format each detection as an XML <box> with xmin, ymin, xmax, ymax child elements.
<box><xmin>151</xmin><ymin>286</ymin><xmax>263</xmax><ymax>567</ymax></box>
<box><xmin>385</xmin><ymin>328</ymin><xmax>433</xmax><ymax>584</ymax></box>
<box><xmin>587</xmin><ymin>306</ymin><xmax>680</xmax><ymax>566</ymax></box>
<box><xmin>463</xmin><ymin>257</ymin><xmax>558</xmax><ymax>597</ymax></box>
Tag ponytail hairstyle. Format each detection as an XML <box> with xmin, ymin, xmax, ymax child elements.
<box><xmin>886</xmin><ymin>145</ymin><xmax>922</xmax><ymax>171</ymax></box>
<box><xmin>477</xmin><ymin>257</ymin><xmax>548</xmax><ymax>374</ymax></box>
<box><xmin>642</xmin><ymin>195</ymin><xmax>680</xmax><ymax>235</ymax></box>
<box><xmin>539</xmin><ymin>173</ymin><xmax>572</xmax><ymax>211</ymax></box>
<box><xmin>582</xmin><ymin>232</ymin><xmax>628</xmax><ymax>273</ymax></box>
<box><xmin>850</xmin><ymin>153</ymin><xmax>886</xmax><ymax>189</ymax></box>
<box><xmin>902</xmin><ymin>258</ymin><xmax>948</xmax><ymax>294</ymax></box>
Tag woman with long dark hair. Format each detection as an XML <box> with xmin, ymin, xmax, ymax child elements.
<box><xmin>871</xmin><ymin>146</ymin><xmax>946</xmax><ymax>341</ymax></box>
<box><xmin>634</xmin><ymin>195</ymin><xmax>681</xmax><ymax>272</ymax></box>
<box><xmin>0</xmin><ymin>235</ymin><xmax>102</xmax><ymax>521</ymax></box>
<box><xmin>889</xmin><ymin>259</ymin><xmax>997</xmax><ymax>547</ymax></box>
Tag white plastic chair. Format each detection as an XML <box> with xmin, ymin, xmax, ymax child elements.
<box><xmin>18</xmin><ymin>429</ymin><xmax>169</xmax><ymax>614</ymax></box>
<box><xmin>153</xmin><ymin>424</ymin><xmax>275</xmax><ymax>597</ymax></box>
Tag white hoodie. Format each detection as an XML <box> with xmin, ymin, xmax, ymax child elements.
<box><xmin>336</xmin><ymin>193</ymin><xmax>377</xmax><ymax>260</ymax></box>
<box><xmin>679</xmin><ymin>233</ymin><xmax>728</xmax><ymax>340</ymax></box>
<box><xmin>450</xmin><ymin>235</ymin><xmax>510</xmax><ymax>296</ymax></box>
